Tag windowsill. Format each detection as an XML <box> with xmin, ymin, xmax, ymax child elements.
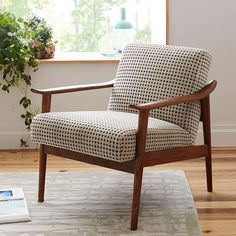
<box><xmin>39</xmin><ymin>52</ymin><xmax>121</xmax><ymax>64</ymax></box>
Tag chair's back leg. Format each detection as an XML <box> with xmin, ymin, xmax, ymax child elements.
<box><xmin>38</xmin><ymin>144</ymin><xmax>47</xmax><ymax>202</ymax></box>
<box><xmin>201</xmin><ymin>96</ymin><xmax>213</xmax><ymax>192</ymax></box>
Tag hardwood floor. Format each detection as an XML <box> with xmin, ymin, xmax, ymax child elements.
<box><xmin>0</xmin><ymin>148</ymin><xmax>236</xmax><ymax>235</ymax></box>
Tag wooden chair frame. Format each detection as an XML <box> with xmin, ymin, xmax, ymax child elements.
<box><xmin>31</xmin><ymin>79</ymin><xmax>217</xmax><ymax>230</ymax></box>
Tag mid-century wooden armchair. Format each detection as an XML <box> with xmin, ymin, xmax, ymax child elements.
<box><xmin>31</xmin><ymin>43</ymin><xmax>217</xmax><ymax>230</ymax></box>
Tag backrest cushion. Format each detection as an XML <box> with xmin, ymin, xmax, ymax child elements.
<box><xmin>108</xmin><ymin>43</ymin><xmax>212</xmax><ymax>143</ymax></box>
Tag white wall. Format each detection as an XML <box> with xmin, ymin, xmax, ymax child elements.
<box><xmin>170</xmin><ymin>0</ymin><xmax>236</xmax><ymax>146</ymax></box>
<box><xmin>1</xmin><ymin>0</ymin><xmax>236</xmax><ymax>149</ymax></box>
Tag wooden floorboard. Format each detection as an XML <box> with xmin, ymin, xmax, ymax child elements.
<box><xmin>0</xmin><ymin>148</ymin><xmax>236</xmax><ymax>235</ymax></box>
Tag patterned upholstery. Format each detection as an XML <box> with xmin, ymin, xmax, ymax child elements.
<box><xmin>31</xmin><ymin>111</ymin><xmax>192</xmax><ymax>162</ymax></box>
<box><xmin>108</xmin><ymin>43</ymin><xmax>212</xmax><ymax>142</ymax></box>
<box><xmin>31</xmin><ymin>43</ymin><xmax>212</xmax><ymax>162</ymax></box>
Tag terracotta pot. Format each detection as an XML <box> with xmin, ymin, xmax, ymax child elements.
<box><xmin>32</xmin><ymin>42</ymin><xmax>55</xmax><ymax>59</ymax></box>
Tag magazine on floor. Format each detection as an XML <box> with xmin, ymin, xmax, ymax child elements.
<box><xmin>0</xmin><ymin>187</ymin><xmax>30</xmax><ymax>224</ymax></box>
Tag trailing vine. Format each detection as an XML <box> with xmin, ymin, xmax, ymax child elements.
<box><xmin>0</xmin><ymin>12</ymin><xmax>54</xmax><ymax>147</ymax></box>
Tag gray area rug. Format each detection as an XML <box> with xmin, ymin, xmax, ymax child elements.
<box><xmin>0</xmin><ymin>170</ymin><xmax>201</xmax><ymax>236</ymax></box>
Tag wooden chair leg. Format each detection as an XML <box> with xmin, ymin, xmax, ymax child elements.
<box><xmin>38</xmin><ymin>145</ymin><xmax>47</xmax><ymax>202</ymax></box>
<box><xmin>130</xmin><ymin>168</ymin><xmax>143</xmax><ymax>231</ymax></box>
<box><xmin>130</xmin><ymin>110</ymin><xmax>149</xmax><ymax>230</ymax></box>
<box><xmin>38</xmin><ymin>94</ymin><xmax>51</xmax><ymax>202</ymax></box>
<box><xmin>201</xmin><ymin>96</ymin><xmax>213</xmax><ymax>192</ymax></box>
<box><xmin>205</xmin><ymin>153</ymin><xmax>213</xmax><ymax>192</ymax></box>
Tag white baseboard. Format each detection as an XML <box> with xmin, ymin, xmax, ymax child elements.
<box><xmin>0</xmin><ymin>132</ymin><xmax>37</xmax><ymax>149</ymax></box>
<box><xmin>196</xmin><ymin>124</ymin><xmax>236</xmax><ymax>147</ymax></box>
<box><xmin>0</xmin><ymin>124</ymin><xmax>236</xmax><ymax>149</ymax></box>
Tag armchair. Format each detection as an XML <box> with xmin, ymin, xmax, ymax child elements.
<box><xmin>31</xmin><ymin>43</ymin><xmax>216</xmax><ymax>230</ymax></box>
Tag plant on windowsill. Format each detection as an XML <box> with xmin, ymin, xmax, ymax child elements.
<box><xmin>0</xmin><ymin>11</ymin><xmax>39</xmax><ymax>146</ymax></box>
<box><xmin>0</xmin><ymin>12</ymin><xmax>55</xmax><ymax>147</ymax></box>
<box><xmin>28</xmin><ymin>16</ymin><xmax>56</xmax><ymax>59</ymax></box>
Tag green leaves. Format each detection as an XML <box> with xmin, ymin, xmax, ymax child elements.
<box><xmin>22</xmin><ymin>74</ymin><xmax>31</xmax><ymax>85</ymax></box>
<box><xmin>2</xmin><ymin>84</ymin><xmax>10</xmax><ymax>93</ymax></box>
<box><xmin>20</xmin><ymin>96</ymin><xmax>31</xmax><ymax>109</ymax></box>
<box><xmin>20</xmin><ymin>138</ymin><xmax>28</xmax><ymax>147</ymax></box>
<box><xmin>20</xmin><ymin>110</ymin><xmax>33</xmax><ymax>130</ymax></box>
<box><xmin>0</xmin><ymin>11</ymin><xmax>38</xmax><ymax>66</ymax></box>
<box><xmin>28</xmin><ymin>16</ymin><xmax>54</xmax><ymax>46</ymax></box>
<box><xmin>0</xmin><ymin>11</ymin><xmax>56</xmax><ymax>147</ymax></box>
<box><xmin>0</xmin><ymin>11</ymin><xmax>40</xmax><ymax>146</ymax></box>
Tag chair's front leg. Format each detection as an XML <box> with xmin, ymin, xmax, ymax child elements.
<box><xmin>38</xmin><ymin>94</ymin><xmax>52</xmax><ymax>202</ymax></box>
<box><xmin>131</xmin><ymin>168</ymin><xmax>144</xmax><ymax>230</ymax></box>
<box><xmin>130</xmin><ymin>110</ymin><xmax>149</xmax><ymax>230</ymax></box>
<box><xmin>38</xmin><ymin>144</ymin><xmax>47</xmax><ymax>202</ymax></box>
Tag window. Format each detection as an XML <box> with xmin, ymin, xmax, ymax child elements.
<box><xmin>0</xmin><ymin>0</ymin><xmax>168</xmax><ymax>53</ymax></box>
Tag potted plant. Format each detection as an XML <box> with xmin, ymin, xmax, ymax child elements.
<box><xmin>28</xmin><ymin>16</ymin><xmax>56</xmax><ymax>59</ymax></box>
<box><xmin>0</xmin><ymin>12</ymin><xmax>56</xmax><ymax>146</ymax></box>
<box><xmin>0</xmin><ymin>11</ymin><xmax>39</xmax><ymax>146</ymax></box>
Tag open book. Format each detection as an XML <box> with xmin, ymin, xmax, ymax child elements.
<box><xmin>0</xmin><ymin>187</ymin><xmax>30</xmax><ymax>224</ymax></box>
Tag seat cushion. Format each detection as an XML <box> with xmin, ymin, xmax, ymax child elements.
<box><xmin>31</xmin><ymin>111</ymin><xmax>192</xmax><ymax>162</ymax></box>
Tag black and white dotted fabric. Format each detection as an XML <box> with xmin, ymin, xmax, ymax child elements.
<box><xmin>108</xmin><ymin>43</ymin><xmax>212</xmax><ymax>143</ymax></box>
<box><xmin>31</xmin><ymin>111</ymin><xmax>192</xmax><ymax>162</ymax></box>
<box><xmin>31</xmin><ymin>43</ymin><xmax>212</xmax><ymax>162</ymax></box>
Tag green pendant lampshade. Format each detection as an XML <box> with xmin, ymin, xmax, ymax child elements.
<box><xmin>115</xmin><ymin>8</ymin><xmax>132</xmax><ymax>29</ymax></box>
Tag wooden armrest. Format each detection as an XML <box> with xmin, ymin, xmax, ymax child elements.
<box><xmin>129</xmin><ymin>80</ymin><xmax>217</xmax><ymax>111</ymax></box>
<box><xmin>31</xmin><ymin>80</ymin><xmax>114</xmax><ymax>95</ymax></box>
